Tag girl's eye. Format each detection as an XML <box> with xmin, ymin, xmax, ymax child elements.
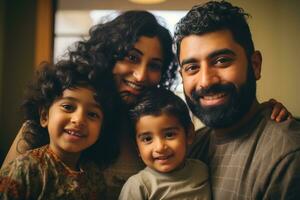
<box><xmin>140</xmin><ymin>135</ymin><xmax>153</xmax><ymax>144</ymax></box>
<box><xmin>61</xmin><ymin>104</ymin><xmax>74</xmax><ymax>112</ymax></box>
<box><xmin>87</xmin><ymin>111</ymin><xmax>101</xmax><ymax>120</ymax></box>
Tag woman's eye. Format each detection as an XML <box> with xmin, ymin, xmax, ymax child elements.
<box><xmin>149</xmin><ymin>62</ymin><xmax>162</xmax><ymax>72</ymax></box>
<box><xmin>127</xmin><ymin>54</ymin><xmax>139</xmax><ymax>63</ymax></box>
<box><xmin>61</xmin><ymin>104</ymin><xmax>74</xmax><ymax>112</ymax></box>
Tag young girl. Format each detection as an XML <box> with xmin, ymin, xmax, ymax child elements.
<box><xmin>0</xmin><ymin>61</ymin><xmax>119</xmax><ymax>199</ymax></box>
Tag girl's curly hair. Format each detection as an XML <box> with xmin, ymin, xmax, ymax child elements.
<box><xmin>22</xmin><ymin>60</ymin><xmax>120</xmax><ymax>168</ymax></box>
<box><xmin>68</xmin><ymin>10</ymin><xmax>178</xmax><ymax>89</ymax></box>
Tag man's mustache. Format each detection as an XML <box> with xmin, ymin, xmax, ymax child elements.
<box><xmin>191</xmin><ymin>83</ymin><xmax>236</xmax><ymax>102</ymax></box>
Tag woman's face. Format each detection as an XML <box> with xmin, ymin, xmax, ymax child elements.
<box><xmin>113</xmin><ymin>36</ymin><xmax>164</xmax><ymax>105</ymax></box>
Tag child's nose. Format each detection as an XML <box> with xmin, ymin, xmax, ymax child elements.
<box><xmin>154</xmin><ymin>139</ymin><xmax>167</xmax><ymax>152</ymax></box>
<box><xmin>71</xmin><ymin>111</ymin><xmax>86</xmax><ymax>127</ymax></box>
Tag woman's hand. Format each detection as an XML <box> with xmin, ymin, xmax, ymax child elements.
<box><xmin>268</xmin><ymin>98</ymin><xmax>292</xmax><ymax>122</ymax></box>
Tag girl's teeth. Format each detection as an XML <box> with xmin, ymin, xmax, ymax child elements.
<box><xmin>67</xmin><ymin>130</ymin><xmax>82</xmax><ymax>137</ymax></box>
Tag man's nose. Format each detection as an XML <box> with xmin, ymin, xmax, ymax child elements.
<box><xmin>197</xmin><ymin>65</ymin><xmax>220</xmax><ymax>89</ymax></box>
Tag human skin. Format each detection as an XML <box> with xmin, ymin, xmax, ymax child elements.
<box><xmin>40</xmin><ymin>87</ymin><xmax>103</xmax><ymax>170</ymax></box>
<box><xmin>179</xmin><ymin>29</ymin><xmax>261</xmax><ymax>109</ymax></box>
<box><xmin>135</xmin><ymin>113</ymin><xmax>194</xmax><ymax>173</ymax></box>
<box><xmin>179</xmin><ymin>29</ymin><xmax>263</xmax><ymax>134</ymax></box>
<box><xmin>113</xmin><ymin>36</ymin><xmax>163</xmax><ymax>105</ymax></box>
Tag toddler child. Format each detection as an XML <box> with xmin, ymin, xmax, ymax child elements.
<box><xmin>119</xmin><ymin>88</ymin><xmax>211</xmax><ymax>199</ymax></box>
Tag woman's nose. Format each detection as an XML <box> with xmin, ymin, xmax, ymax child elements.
<box><xmin>133</xmin><ymin>65</ymin><xmax>147</xmax><ymax>82</ymax></box>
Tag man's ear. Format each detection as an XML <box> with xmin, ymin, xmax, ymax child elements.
<box><xmin>40</xmin><ymin>108</ymin><xmax>49</xmax><ymax>127</ymax></box>
<box><xmin>251</xmin><ymin>51</ymin><xmax>262</xmax><ymax>80</ymax></box>
<box><xmin>187</xmin><ymin>123</ymin><xmax>195</xmax><ymax>145</ymax></box>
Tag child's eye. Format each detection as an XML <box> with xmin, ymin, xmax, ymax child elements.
<box><xmin>87</xmin><ymin>112</ymin><xmax>100</xmax><ymax>120</ymax></box>
<box><xmin>165</xmin><ymin>132</ymin><xmax>176</xmax><ymax>139</ymax></box>
<box><xmin>61</xmin><ymin>104</ymin><xmax>74</xmax><ymax>112</ymax></box>
<box><xmin>140</xmin><ymin>135</ymin><xmax>153</xmax><ymax>144</ymax></box>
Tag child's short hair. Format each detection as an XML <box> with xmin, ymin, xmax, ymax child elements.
<box><xmin>22</xmin><ymin>60</ymin><xmax>119</xmax><ymax>168</ymax></box>
<box><xmin>129</xmin><ymin>88</ymin><xmax>193</xmax><ymax>134</ymax></box>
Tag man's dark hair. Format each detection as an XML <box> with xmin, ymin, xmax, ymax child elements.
<box><xmin>69</xmin><ymin>10</ymin><xmax>177</xmax><ymax>89</ymax></box>
<box><xmin>22</xmin><ymin>60</ymin><xmax>119</xmax><ymax>168</ymax></box>
<box><xmin>130</xmin><ymin>88</ymin><xmax>192</xmax><ymax>135</ymax></box>
<box><xmin>174</xmin><ymin>0</ymin><xmax>255</xmax><ymax>60</ymax></box>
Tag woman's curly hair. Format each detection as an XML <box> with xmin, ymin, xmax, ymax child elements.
<box><xmin>174</xmin><ymin>0</ymin><xmax>255</xmax><ymax>60</ymax></box>
<box><xmin>21</xmin><ymin>60</ymin><xmax>120</xmax><ymax>168</ymax></box>
<box><xmin>68</xmin><ymin>10</ymin><xmax>178</xmax><ymax>89</ymax></box>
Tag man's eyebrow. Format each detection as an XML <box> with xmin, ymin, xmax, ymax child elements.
<box><xmin>208</xmin><ymin>48</ymin><xmax>236</xmax><ymax>59</ymax></box>
<box><xmin>180</xmin><ymin>48</ymin><xmax>236</xmax><ymax>67</ymax></box>
<box><xmin>180</xmin><ymin>58</ymin><xmax>198</xmax><ymax>67</ymax></box>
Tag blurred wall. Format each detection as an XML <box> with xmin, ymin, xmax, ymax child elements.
<box><xmin>0</xmin><ymin>0</ymin><xmax>37</xmax><ymax>164</ymax></box>
<box><xmin>231</xmin><ymin>0</ymin><xmax>300</xmax><ymax>117</ymax></box>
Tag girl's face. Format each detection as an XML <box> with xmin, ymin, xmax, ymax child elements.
<box><xmin>113</xmin><ymin>36</ymin><xmax>164</xmax><ymax>105</ymax></box>
<box><xmin>40</xmin><ymin>87</ymin><xmax>103</xmax><ymax>166</ymax></box>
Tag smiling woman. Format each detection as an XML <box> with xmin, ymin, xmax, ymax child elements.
<box><xmin>113</xmin><ymin>36</ymin><xmax>163</xmax><ymax>105</ymax></box>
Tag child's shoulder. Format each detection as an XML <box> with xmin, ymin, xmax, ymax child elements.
<box><xmin>4</xmin><ymin>145</ymin><xmax>49</xmax><ymax>170</ymax></box>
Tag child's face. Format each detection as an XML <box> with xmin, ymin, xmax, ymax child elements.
<box><xmin>135</xmin><ymin>113</ymin><xmax>193</xmax><ymax>173</ymax></box>
<box><xmin>40</xmin><ymin>87</ymin><xmax>103</xmax><ymax>160</ymax></box>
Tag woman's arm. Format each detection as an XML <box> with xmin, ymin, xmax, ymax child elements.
<box><xmin>1</xmin><ymin>123</ymin><xmax>31</xmax><ymax>169</ymax></box>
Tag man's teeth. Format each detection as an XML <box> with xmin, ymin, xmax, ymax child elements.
<box><xmin>202</xmin><ymin>93</ymin><xmax>226</xmax><ymax>100</ymax></box>
<box><xmin>66</xmin><ymin>130</ymin><xmax>82</xmax><ymax>137</ymax></box>
<box><xmin>125</xmin><ymin>81</ymin><xmax>142</xmax><ymax>90</ymax></box>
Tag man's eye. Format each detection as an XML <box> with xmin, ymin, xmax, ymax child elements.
<box><xmin>214</xmin><ymin>57</ymin><xmax>233</xmax><ymax>66</ymax></box>
<box><xmin>61</xmin><ymin>104</ymin><xmax>74</xmax><ymax>112</ymax></box>
<box><xmin>182</xmin><ymin>64</ymin><xmax>199</xmax><ymax>73</ymax></box>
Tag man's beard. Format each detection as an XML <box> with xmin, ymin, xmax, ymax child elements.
<box><xmin>185</xmin><ymin>66</ymin><xmax>256</xmax><ymax>128</ymax></box>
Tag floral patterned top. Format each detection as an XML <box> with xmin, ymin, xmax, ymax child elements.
<box><xmin>0</xmin><ymin>145</ymin><xmax>106</xmax><ymax>200</ymax></box>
